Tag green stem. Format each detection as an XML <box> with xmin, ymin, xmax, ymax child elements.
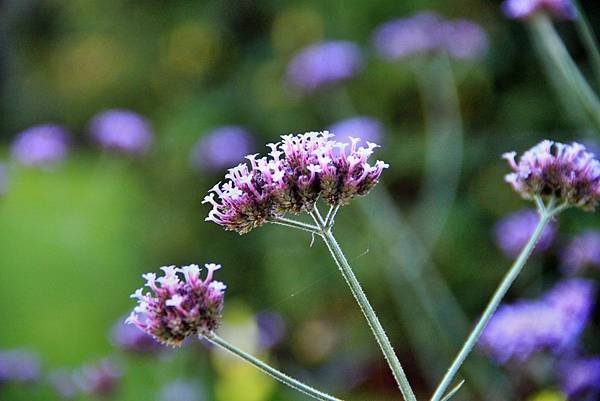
<box><xmin>430</xmin><ymin>200</ymin><xmax>559</xmax><ymax>401</ymax></box>
<box><xmin>269</xmin><ymin>217</ymin><xmax>320</xmax><ymax>235</ymax></box>
<box><xmin>204</xmin><ymin>333</ymin><xmax>343</xmax><ymax>401</ymax></box>
<box><xmin>311</xmin><ymin>210</ymin><xmax>417</xmax><ymax>401</ymax></box>
<box><xmin>572</xmin><ymin>0</ymin><xmax>600</xmax><ymax>88</ymax></box>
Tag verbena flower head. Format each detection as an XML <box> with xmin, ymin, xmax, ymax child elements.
<box><xmin>493</xmin><ymin>209</ymin><xmax>556</xmax><ymax>258</ymax></box>
<box><xmin>373</xmin><ymin>13</ymin><xmax>487</xmax><ymax>61</ymax></box>
<box><xmin>503</xmin><ymin>141</ymin><xmax>600</xmax><ymax>211</ymax></box>
<box><xmin>561</xmin><ymin>230</ymin><xmax>600</xmax><ymax>274</ymax></box>
<box><xmin>203</xmin><ymin>131</ymin><xmax>388</xmax><ymax>234</ymax></box>
<box><xmin>11</xmin><ymin>124</ymin><xmax>70</xmax><ymax>167</ymax></box>
<box><xmin>286</xmin><ymin>41</ymin><xmax>364</xmax><ymax>92</ymax></box>
<box><xmin>480</xmin><ymin>279</ymin><xmax>596</xmax><ymax>364</ymax></box>
<box><xmin>502</xmin><ymin>0</ymin><xmax>576</xmax><ymax>20</ymax></box>
<box><xmin>328</xmin><ymin>116</ymin><xmax>384</xmax><ymax>145</ymax></box>
<box><xmin>127</xmin><ymin>264</ymin><xmax>226</xmax><ymax>346</ymax></box>
<box><xmin>558</xmin><ymin>357</ymin><xmax>600</xmax><ymax>399</ymax></box>
<box><xmin>111</xmin><ymin>318</ymin><xmax>160</xmax><ymax>354</ymax></box>
<box><xmin>0</xmin><ymin>349</ymin><xmax>41</xmax><ymax>385</ymax></box>
<box><xmin>89</xmin><ymin>109</ymin><xmax>153</xmax><ymax>155</ymax></box>
<box><xmin>191</xmin><ymin>126</ymin><xmax>254</xmax><ymax>172</ymax></box>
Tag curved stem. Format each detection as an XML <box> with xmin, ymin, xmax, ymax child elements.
<box><xmin>430</xmin><ymin>201</ymin><xmax>559</xmax><ymax>401</ymax></box>
<box><xmin>311</xmin><ymin>210</ymin><xmax>417</xmax><ymax>401</ymax></box>
<box><xmin>204</xmin><ymin>333</ymin><xmax>343</xmax><ymax>401</ymax></box>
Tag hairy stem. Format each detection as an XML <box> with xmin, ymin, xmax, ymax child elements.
<box><xmin>204</xmin><ymin>333</ymin><xmax>343</xmax><ymax>401</ymax></box>
<box><xmin>430</xmin><ymin>199</ymin><xmax>561</xmax><ymax>401</ymax></box>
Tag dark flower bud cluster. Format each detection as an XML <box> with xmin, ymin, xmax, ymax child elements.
<box><xmin>504</xmin><ymin>140</ymin><xmax>600</xmax><ymax>211</ymax></box>
<box><xmin>203</xmin><ymin>131</ymin><xmax>388</xmax><ymax>234</ymax></box>
<box><xmin>127</xmin><ymin>264</ymin><xmax>226</xmax><ymax>347</ymax></box>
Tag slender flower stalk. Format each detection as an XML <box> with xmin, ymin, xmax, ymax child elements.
<box><xmin>430</xmin><ymin>197</ymin><xmax>565</xmax><ymax>401</ymax></box>
<box><xmin>204</xmin><ymin>333</ymin><xmax>343</xmax><ymax>401</ymax></box>
<box><xmin>571</xmin><ymin>0</ymin><xmax>600</xmax><ymax>88</ymax></box>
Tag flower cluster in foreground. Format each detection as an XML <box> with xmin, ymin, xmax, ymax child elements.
<box><xmin>203</xmin><ymin>131</ymin><xmax>388</xmax><ymax>233</ymax></box>
<box><xmin>502</xmin><ymin>0</ymin><xmax>576</xmax><ymax>20</ymax></box>
<box><xmin>127</xmin><ymin>264</ymin><xmax>226</xmax><ymax>346</ymax></box>
<box><xmin>504</xmin><ymin>140</ymin><xmax>600</xmax><ymax>211</ymax></box>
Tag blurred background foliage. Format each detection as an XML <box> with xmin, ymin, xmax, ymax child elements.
<box><xmin>1</xmin><ymin>0</ymin><xmax>600</xmax><ymax>400</ymax></box>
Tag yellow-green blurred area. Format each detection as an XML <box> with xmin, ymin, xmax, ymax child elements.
<box><xmin>2</xmin><ymin>0</ymin><xmax>600</xmax><ymax>401</ymax></box>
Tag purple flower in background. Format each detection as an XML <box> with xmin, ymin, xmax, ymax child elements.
<box><xmin>441</xmin><ymin>20</ymin><xmax>489</xmax><ymax>60</ymax></box>
<box><xmin>286</xmin><ymin>41</ymin><xmax>364</xmax><ymax>92</ymax></box>
<box><xmin>111</xmin><ymin>318</ymin><xmax>160</xmax><ymax>354</ymax></box>
<box><xmin>502</xmin><ymin>0</ymin><xmax>576</xmax><ymax>20</ymax></box>
<box><xmin>74</xmin><ymin>359</ymin><xmax>121</xmax><ymax>397</ymax></box>
<box><xmin>89</xmin><ymin>109</ymin><xmax>153</xmax><ymax>155</ymax></box>
<box><xmin>504</xmin><ymin>141</ymin><xmax>600</xmax><ymax>211</ymax></box>
<box><xmin>0</xmin><ymin>349</ymin><xmax>41</xmax><ymax>385</ymax></box>
<box><xmin>127</xmin><ymin>264</ymin><xmax>226</xmax><ymax>346</ymax></box>
<box><xmin>191</xmin><ymin>126</ymin><xmax>254</xmax><ymax>172</ymax></box>
<box><xmin>159</xmin><ymin>379</ymin><xmax>206</xmax><ymax>401</ymax></box>
<box><xmin>49</xmin><ymin>370</ymin><xmax>79</xmax><ymax>399</ymax></box>
<box><xmin>480</xmin><ymin>279</ymin><xmax>596</xmax><ymax>364</ymax></box>
<box><xmin>561</xmin><ymin>230</ymin><xmax>600</xmax><ymax>274</ymax></box>
<box><xmin>558</xmin><ymin>357</ymin><xmax>600</xmax><ymax>399</ymax></box>
<box><xmin>255</xmin><ymin>311</ymin><xmax>286</xmax><ymax>349</ymax></box>
<box><xmin>328</xmin><ymin>116</ymin><xmax>384</xmax><ymax>145</ymax></box>
<box><xmin>493</xmin><ymin>209</ymin><xmax>556</xmax><ymax>258</ymax></box>
<box><xmin>11</xmin><ymin>124</ymin><xmax>70</xmax><ymax>167</ymax></box>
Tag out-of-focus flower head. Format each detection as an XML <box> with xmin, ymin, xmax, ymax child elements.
<box><xmin>191</xmin><ymin>126</ymin><xmax>254</xmax><ymax>172</ymax></box>
<box><xmin>480</xmin><ymin>279</ymin><xmax>596</xmax><ymax>364</ymax></box>
<box><xmin>11</xmin><ymin>124</ymin><xmax>70</xmax><ymax>167</ymax></box>
<box><xmin>127</xmin><ymin>264</ymin><xmax>226</xmax><ymax>346</ymax></box>
<box><xmin>0</xmin><ymin>349</ymin><xmax>41</xmax><ymax>385</ymax></box>
<box><xmin>558</xmin><ymin>357</ymin><xmax>600</xmax><ymax>399</ymax></box>
<box><xmin>560</xmin><ymin>230</ymin><xmax>600</xmax><ymax>274</ymax></box>
<box><xmin>493</xmin><ymin>209</ymin><xmax>556</xmax><ymax>258</ymax></box>
<box><xmin>255</xmin><ymin>311</ymin><xmax>286</xmax><ymax>349</ymax></box>
<box><xmin>286</xmin><ymin>41</ymin><xmax>364</xmax><ymax>92</ymax></box>
<box><xmin>89</xmin><ymin>109</ymin><xmax>153</xmax><ymax>155</ymax></box>
<box><xmin>110</xmin><ymin>318</ymin><xmax>160</xmax><ymax>354</ymax></box>
<box><xmin>373</xmin><ymin>12</ymin><xmax>488</xmax><ymax>61</ymax></box>
<box><xmin>503</xmin><ymin>141</ymin><xmax>600</xmax><ymax>211</ymax></box>
<box><xmin>74</xmin><ymin>359</ymin><xmax>121</xmax><ymax>398</ymax></box>
<box><xmin>328</xmin><ymin>116</ymin><xmax>384</xmax><ymax>145</ymax></box>
<box><xmin>203</xmin><ymin>131</ymin><xmax>388</xmax><ymax>234</ymax></box>
<box><xmin>159</xmin><ymin>378</ymin><xmax>206</xmax><ymax>401</ymax></box>
<box><xmin>49</xmin><ymin>370</ymin><xmax>79</xmax><ymax>399</ymax></box>
<box><xmin>502</xmin><ymin>0</ymin><xmax>576</xmax><ymax>20</ymax></box>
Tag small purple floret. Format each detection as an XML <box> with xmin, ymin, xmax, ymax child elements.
<box><xmin>191</xmin><ymin>126</ymin><xmax>254</xmax><ymax>172</ymax></box>
<box><xmin>504</xmin><ymin>140</ymin><xmax>600</xmax><ymax>211</ymax></box>
<box><xmin>127</xmin><ymin>264</ymin><xmax>226</xmax><ymax>346</ymax></box>
<box><xmin>286</xmin><ymin>41</ymin><xmax>364</xmax><ymax>92</ymax></box>
<box><xmin>328</xmin><ymin>116</ymin><xmax>384</xmax><ymax>145</ymax></box>
<box><xmin>89</xmin><ymin>109</ymin><xmax>153</xmax><ymax>155</ymax></box>
<box><xmin>493</xmin><ymin>209</ymin><xmax>556</xmax><ymax>258</ymax></box>
<box><xmin>11</xmin><ymin>124</ymin><xmax>70</xmax><ymax>167</ymax></box>
<box><xmin>502</xmin><ymin>0</ymin><xmax>576</xmax><ymax>20</ymax></box>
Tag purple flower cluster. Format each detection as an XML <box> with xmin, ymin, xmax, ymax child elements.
<box><xmin>0</xmin><ymin>349</ymin><xmax>41</xmax><ymax>386</ymax></box>
<box><xmin>502</xmin><ymin>0</ymin><xmax>576</xmax><ymax>20</ymax></box>
<box><xmin>127</xmin><ymin>264</ymin><xmax>226</xmax><ymax>346</ymax></box>
<box><xmin>286</xmin><ymin>41</ymin><xmax>364</xmax><ymax>92</ymax></box>
<box><xmin>89</xmin><ymin>109</ymin><xmax>153</xmax><ymax>155</ymax></box>
<box><xmin>493</xmin><ymin>209</ymin><xmax>556</xmax><ymax>258</ymax></box>
<box><xmin>373</xmin><ymin>12</ymin><xmax>488</xmax><ymax>61</ymax></box>
<box><xmin>480</xmin><ymin>279</ymin><xmax>596</xmax><ymax>364</ymax></box>
<box><xmin>111</xmin><ymin>319</ymin><xmax>160</xmax><ymax>354</ymax></box>
<box><xmin>11</xmin><ymin>124</ymin><xmax>70</xmax><ymax>167</ymax></box>
<box><xmin>561</xmin><ymin>230</ymin><xmax>600</xmax><ymax>274</ymax></box>
<box><xmin>327</xmin><ymin>116</ymin><xmax>384</xmax><ymax>145</ymax></box>
<box><xmin>203</xmin><ymin>131</ymin><xmax>388</xmax><ymax>234</ymax></box>
<box><xmin>558</xmin><ymin>357</ymin><xmax>600</xmax><ymax>399</ymax></box>
<box><xmin>191</xmin><ymin>126</ymin><xmax>254</xmax><ymax>172</ymax></box>
<box><xmin>504</xmin><ymin>141</ymin><xmax>600</xmax><ymax>211</ymax></box>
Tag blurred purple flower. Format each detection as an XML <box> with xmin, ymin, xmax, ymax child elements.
<box><xmin>75</xmin><ymin>359</ymin><xmax>121</xmax><ymax>397</ymax></box>
<box><xmin>493</xmin><ymin>209</ymin><xmax>556</xmax><ymax>258</ymax></box>
<box><xmin>111</xmin><ymin>318</ymin><xmax>160</xmax><ymax>354</ymax></box>
<box><xmin>159</xmin><ymin>379</ymin><xmax>206</xmax><ymax>401</ymax></box>
<box><xmin>327</xmin><ymin>116</ymin><xmax>384</xmax><ymax>144</ymax></box>
<box><xmin>11</xmin><ymin>124</ymin><xmax>70</xmax><ymax>167</ymax></box>
<box><xmin>373</xmin><ymin>13</ymin><xmax>488</xmax><ymax>61</ymax></box>
<box><xmin>286</xmin><ymin>41</ymin><xmax>364</xmax><ymax>92</ymax></box>
<box><xmin>558</xmin><ymin>357</ymin><xmax>600</xmax><ymax>399</ymax></box>
<box><xmin>0</xmin><ymin>349</ymin><xmax>41</xmax><ymax>385</ymax></box>
<box><xmin>49</xmin><ymin>370</ymin><xmax>79</xmax><ymax>399</ymax></box>
<box><xmin>255</xmin><ymin>311</ymin><xmax>286</xmax><ymax>349</ymax></box>
<box><xmin>191</xmin><ymin>126</ymin><xmax>254</xmax><ymax>172</ymax></box>
<box><xmin>502</xmin><ymin>0</ymin><xmax>576</xmax><ymax>20</ymax></box>
<box><xmin>89</xmin><ymin>109</ymin><xmax>153</xmax><ymax>155</ymax></box>
<box><xmin>480</xmin><ymin>279</ymin><xmax>596</xmax><ymax>364</ymax></box>
<box><xmin>561</xmin><ymin>230</ymin><xmax>600</xmax><ymax>275</ymax></box>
